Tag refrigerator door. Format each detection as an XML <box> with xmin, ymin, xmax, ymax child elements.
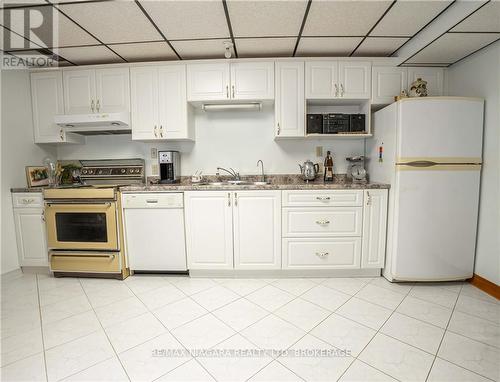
<box><xmin>391</xmin><ymin>164</ymin><xmax>481</xmax><ymax>281</ymax></box>
<box><xmin>397</xmin><ymin>98</ymin><xmax>483</xmax><ymax>162</ymax></box>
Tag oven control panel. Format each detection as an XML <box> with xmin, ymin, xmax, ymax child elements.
<box><xmin>81</xmin><ymin>167</ymin><xmax>143</xmax><ymax>176</ymax></box>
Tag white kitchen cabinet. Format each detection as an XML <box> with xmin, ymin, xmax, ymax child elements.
<box><xmin>338</xmin><ymin>61</ymin><xmax>371</xmax><ymax>98</ymax></box>
<box><xmin>275</xmin><ymin>61</ymin><xmax>305</xmax><ymax>138</ymax></box>
<box><xmin>30</xmin><ymin>71</ymin><xmax>83</xmax><ymax>144</ymax></box>
<box><xmin>306</xmin><ymin>61</ymin><xmax>371</xmax><ymax>99</ymax></box>
<box><xmin>233</xmin><ymin>191</ymin><xmax>281</xmax><ymax>270</ymax></box>
<box><xmin>130</xmin><ymin>65</ymin><xmax>193</xmax><ymax>141</ymax></box>
<box><xmin>407</xmin><ymin>67</ymin><xmax>444</xmax><ymax>96</ymax></box>
<box><xmin>184</xmin><ymin>191</ymin><xmax>234</xmax><ymax>270</ymax></box>
<box><xmin>187</xmin><ymin>61</ymin><xmax>274</xmax><ymax>101</ymax></box>
<box><xmin>12</xmin><ymin>193</ymin><xmax>48</xmax><ymax>267</ymax></box>
<box><xmin>372</xmin><ymin>67</ymin><xmax>408</xmax><ymax>105</ymax></box>
<box><xmin>63</xmin><ymin>68</ymin><xmax>130</xmax><ymax>114</ymax></box>
<box><xmin>361</xmin><ymin>189</ymin><xmax>388</xmax><ymax>268</ymax></box>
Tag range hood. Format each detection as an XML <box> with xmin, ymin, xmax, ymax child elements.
<box><xmin>54</xmin><ymin>112</ymin><xmax>131</xmax><ymax>135</ymax></box>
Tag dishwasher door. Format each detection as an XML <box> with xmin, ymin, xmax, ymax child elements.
<box><xmin>122</xmin><ymin>193</ymin><xmax>187</xmax><ymax>271</ymax></box>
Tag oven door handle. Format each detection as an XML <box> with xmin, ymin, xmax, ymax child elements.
<box><xmin>51</xmin><ymin>254</ymin><xmax>115</xmax><ymax>259</ymax></box>
<box><xmin>46</xmin><ymin>202</ymin><xmax>113</xmax><ymax>207</ymax></box>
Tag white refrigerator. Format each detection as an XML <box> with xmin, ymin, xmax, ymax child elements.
<box><xmin>367</xmin><ymin>97</ymin><xmax>484</xmax><ymax>282</ymax></box>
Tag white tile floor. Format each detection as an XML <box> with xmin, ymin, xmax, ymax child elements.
<box><xmin>1</xmin><ymin>272</ymin><xmax>499</xmax><ymax>382</ymax></box>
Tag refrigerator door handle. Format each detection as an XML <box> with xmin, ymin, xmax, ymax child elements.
<box><xmin>400</xmin><ymin>160</ymin><xmax>438</xmax><ymax>167</ymax></box>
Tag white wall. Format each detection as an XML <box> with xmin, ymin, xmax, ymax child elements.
<box><xmin>57</xmin><ymin>105</ymin><xmax>365</xmax><ymax>176</ymax></box>
<box><xmin>1</xmin><ymin>69</ymin><xmax>56</xmax><ymax>274</ymax></box>
<box><xmin>447</xmin><ymin>41</ymin><xmax>500</xmax><ymax>285</ymax></box>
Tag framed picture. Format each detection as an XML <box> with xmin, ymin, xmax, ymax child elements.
<box><xmin>25</xmin><ymin>166</ymin><xmax>49</xmax><ymax>188</ymax></box>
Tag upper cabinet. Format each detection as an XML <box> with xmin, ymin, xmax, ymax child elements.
<box><xmin>130</xmin><ymin>65</ymin><xmax>193</xmax><ymax>141</ymax></box>
<box><xmin>30</xmin><ymin>71</ymin><xmax>83</xmax><ymax>144</ymax></box>
<box><xmin>187</xmin><ymin>61</ymin><xmax>274</xmax><ymax>102</ymax></box>
<box><xmin>306</xmin><ymin>61</ymin><xmax>371</xmax><ymax>99</ymax></box>
<box><xmin>372</xmin><ymin>67</ymin><xmax>408</xmax><ymax>105</ymax></box>
<box><xmin>407</xmin><ymin>67</ymin><xmax>444</xmax><ymax>96</ymax></box>
<box><xmin>275</xmin><ymin>61</ymin><xmax>305</xmax><ymax>138</ymax></box>
<box><xmin>63</xmin><ymin>68</ymin><xmax>130</xmax><ymax>114</ymax></box>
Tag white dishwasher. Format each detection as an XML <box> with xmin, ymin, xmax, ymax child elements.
<box><xmin>122</xmin><ymin>193</ymin><xmax>187</xmax><ymax>272</ymax></box>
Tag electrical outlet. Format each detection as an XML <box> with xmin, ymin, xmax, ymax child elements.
<box><xmin>151</xmin><ymin>164</ymin><xmax>159</xmax><ymax>175</ymax></box>
<box><xmin>316</xmin><ymin>146</ymin><xmax>323</xmax><ymax>157</ymax></box>
<box><xmin>151</xmin><ymin>148</ymin><xmax>157</xmax><ymax>159</ymax></box>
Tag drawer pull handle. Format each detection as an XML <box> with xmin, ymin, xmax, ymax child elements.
<box><xmin>316</xmin><ymin>252</ymin><xmax>329</xmax><ymax>258</ymax></box>
<box><xmin>22</xmin><ymin>198</ymin><xmax>35</xmax><ymax>204</ymax></box>
<box><xmin>316</xmin><ymin>220</ymin><xmax>330</xmax><ymax>225</ymax></box>
<box><xmin>146</xmin><ymin>200</ymin><xmax>158</xmax><ymax>204</ymax></box>
<box><xmin>316</xmin><ymin>197</ymin><xmax>331</xmax><ymax>201</ymax></box>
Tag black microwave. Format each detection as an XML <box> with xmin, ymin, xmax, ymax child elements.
<box><xmin>306</xmin><ymin>113</ymin><xmax>366</xmax><ymax>134</ymax></box>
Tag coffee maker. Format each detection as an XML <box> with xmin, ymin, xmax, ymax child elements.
<box><xmin>159</xmin><ymin>151</ymin><xmax>180</xmax><ymax>184</ymax></box>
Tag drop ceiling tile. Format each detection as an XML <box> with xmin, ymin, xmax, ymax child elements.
<box><xmin>352</xmin><ymin>37</ymin><xmax>409</xmax><ymax>56</ymax></box>
<box><xmin>371</xmin><ymin>0</ymin><xmax>453</xmax><ymax>37</ymax></box>
<box><xmin>296</xmin><ymin>37</ymin><xmax>363</xmax><ymax>56</ymax></box>
<box><xmin>227</xmin><ymin>0</ymin><xmax>308</xmax><ymax>37</ymax></box>
<box><xmin>171</xmin><ymin>39</ymin><xmax>235</xmax><ymax>60</ymax></box>
<box><xmin>236</xmin><ymin>37</ymin><xmax>296</xmax><ymax>57</ymax></box>
<box><xmin>302</xmin><ymin>0</ymin><xmax>392</xmax><ymax>37</ymax></box>
<box><xmin>407</xmin><ymin>32</ymin><xmax>500</xmax><ymax>64</ymax></box>
<box><xmin>139</xmin><ymin>0</ymin><xmax>229</xmax><ymax>40</ymax></box>
<box><xmin>54</xmin><ymin>45</ymin><xmax>123</xmax><ymax>65</ymax></box>
<box><xmin>57</xmin><ymin>1</ymin><xmax>162</xmax><ymax>44</ymax></box>
<box><xmin>109</xmin><ymin>41</ymin><xmax>178</xmax><ymax>62</ymax></box>
<box><xmin>451</xmin><ymin>1</ymin><xmax>500</xmax><ymax>32</ymax></box>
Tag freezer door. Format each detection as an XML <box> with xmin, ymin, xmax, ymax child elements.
<box><xmin>391</xmin><ymin>164</ymin><xmax>480</xmax><ymax>281</ymax></box>
<box><xmin>397</xmin><ymin>98</ymin><xmax>484</xmax><ymax>162</ymax></box>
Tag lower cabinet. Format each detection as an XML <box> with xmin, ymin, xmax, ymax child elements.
<box><xmin>184</xmin><ymin>190</ymin><xmax>281</xmax><ymax>270</ymax></box>
<box><xmin>12</xmin><ymin>193</ymin><xmax>48</xmax><ymax>267</ymax></box>
<box><xmin>362</xmin><ymin>189</ymin><xmax>388</xmax><ymax>268</ymax></box>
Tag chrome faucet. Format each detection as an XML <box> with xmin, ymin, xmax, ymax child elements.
<box><xmin>216</xmin><ymin>167</ymin><xmax>240</xmax><ymax>181</ymax></box>
<box><xmin>257</xmin><ymin>160</ymin><xmax>265</xmax><ymax>183</ymax></box>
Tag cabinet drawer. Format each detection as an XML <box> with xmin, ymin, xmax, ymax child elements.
<box><xmin>49</xmin><ymin>252</ymin><xmax>121</xmax><ymax>273</ymax></box>
<box><xmin>283</xmin><ymin>238</ymin><xmax>361</xmax><ymax>269</ymax></box>
<box><xmin>282</xmin><ymin>190</ymin><xmax>363</xmax><ymax>207</ymax></box>
<box><xmin>283</xmin><ymin>207</ymin><xmax>362</xmax><ymax>237</ymax></box>
<box><xmin>12</xmin><ymin>193</ymin><xmax>44</xmax><ymax>208</ymax></box>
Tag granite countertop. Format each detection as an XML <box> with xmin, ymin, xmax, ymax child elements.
<box><xmin>120</xmin><ymin>175</ymin><xmax>390</xmax><ymax>192</ymax></box>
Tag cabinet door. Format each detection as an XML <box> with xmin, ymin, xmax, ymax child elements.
<box><xmin>63</xmin><ymin>69</ymin><xmax>95</xmax><ymax>114</ymax></box>
<box><xmin>233</xmin><ymin>191</ymin><xmax>281</xmax><ymax>270</ymax></box>
<box><xmin>14</xmin><ymin>208</ymin><xmax>48</xmax><ymax>267</ymax></box>
<box><xmin>158</xmin><ymin>65</ymin><xmax>190</xmax><ymax>139</ymax></box>
<box><xmin>130</xmin><ymin>67</ymin><xmax>158</xmax><ymax>140</ymax></box>
<box><xmin>275</xmin><ymin>61</ymin><xmax>305</xmax><ymax>137</ymax></box>
<box><xmin>361</xmin><ymin>189</ymin><xmax>388</xmax><ymax>268</ymax></box>
<box><xmin>407</xmin><ymin>67</ymin><xmax>444</xmax><ymax>96</ymax></box>
<box><xmin>95</xmin><ymin>67</ymin><xmax>130</xmax><ymax>113</ymax></box>
<box><xmin>230</xmin><ymin>62</ymin><xmax>274</xmax><ymax>100</ymax></box>
<box><xmin>372</xmin><ymin>67</ymin><xmax>407</xmax><ymax>105</ymax></box>
<box><xmin>187</xmin><ymin>63</ymin><xmax>230</xmax><ymax>101</ymax></box>
<box><xmin>184</xmin><ymin>191</ymin><xmax>234</xmax><ymax>269</ymax></box>
<box><xmin>338</xmin><ymin>61</ymin><xmax>371</xmax><ymax>98</ymax></box>
<box><xmin>305</xmin><ymin>61</ymin><xmax>337</xmax><ymax>98</ymax></box>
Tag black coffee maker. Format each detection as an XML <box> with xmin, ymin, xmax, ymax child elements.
<box><xmin>159</xmin><ymin>151</ymin><xmax>180</xmax><ymax>184</ymax></box>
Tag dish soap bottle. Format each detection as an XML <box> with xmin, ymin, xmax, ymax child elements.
<box><xmin>324</xmin><ymin>151</ymin><xmax>334</xmax><ymax>182</ymax></box>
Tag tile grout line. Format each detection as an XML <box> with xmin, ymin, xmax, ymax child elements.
<box><xmin>35</xmin><ymin>274</ymin><xmax>50</xmax><ymax>382</ymax></box>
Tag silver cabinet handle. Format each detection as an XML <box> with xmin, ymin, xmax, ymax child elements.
<box><xmin>59</xmin><ymin>128</ymin><xmax>64</xmax><ymax>141</ymax></box>
<box><xmin>41</xmin><ymin>210</ymin><xmax>45</xmax><ymax>222</ymax></box>
<box><xmin>227</xmin><ymin>192</ymin><xmax>231</xmax><ymax>207</ymax></box>
<box><xmin>96</xmin><ymin>99</ymin><xmax>100</xmax><ymax>112</ymax></box>
<box><xmin>146</xmin><ymin>200</ymin><xmax>158</xmax><ymax>204</ymax></box>
<box><xmin>316</xmin><ymin>220</ymin><xmax>330</xmax><ymax>225</ymax></box>
<box><xmin>154</xmin><ymin>125</ymin><xmax>158</xmax><ymax>138</ymax></box>
<box><xmin>235</xmin><ymin>192</ymin><xmax>238</xmax><ymax>207</ymax></box>
<box><xmin>91</xmin><ymin>99</ymin><xmax>95</xmax><ymax>112</ymax></box>
<box><xmin>226</xmin><ymin>85</ymin><xmax>229</xmax><ymax>98</ymax></box>
<box><xmin>159</xmin><ymin>125</ymin><xmax>163</xmax><ymax>138</ymax></box>
<box><xmin>232</xmin><ymin>85</ymin><xmax>235</xmax><ymax>98</ymax></box>
<box><xmin>334</xmin><ymin>83</ymin><xmax>339</xmax><ymax>97</ymax></box>
<box><xmin>316</xmin><ymin>196</ymin><xmax>331</xmax><ymax>201</ymax></box>
<box><xmin>340</xmin><ymin>83</ymin><xmax>344</xmax><ymax>97</ymax></box>
<box><xmin>22</xmin><ymin>198</ymin><xmax>35</xmax><ymax>204</ymax></box>
<box><xmin>315</xmin><ymin>252</ymin><xmax>329</xmax><ymax>258</ymax></box>
<box><xmin>277</xmin><ymin>122</ymin><xmax>281</xmax><ymax>135</ymax></box>
<box><xmin>366</xmin><ymin>191</ymin><xmax>372</xmax><ymax>206</ymax></box>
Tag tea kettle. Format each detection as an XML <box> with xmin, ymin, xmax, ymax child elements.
<box><xmin>299</xmin><ymin>160</ymin><xmax>320</xmax><ymax>181</ymax></box>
